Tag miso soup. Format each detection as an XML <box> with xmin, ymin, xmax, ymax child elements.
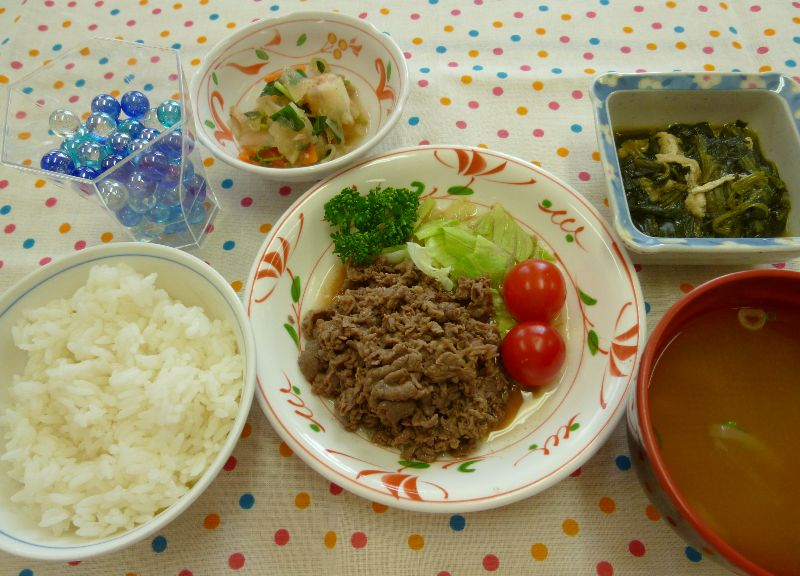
<box><xmin>649</xmin><ymin>305</ymin><xmax>800</xmax><ymax>575</ymax></box>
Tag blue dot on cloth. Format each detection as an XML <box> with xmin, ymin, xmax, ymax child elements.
<box><xmin>497</xmin><ymin>71</ymin><xmax>508</xmax><ymax>79</ymax></box>
<box><xmin>510</xmin><ymin>34</ymin><xmax>521</xmax><ymax>42</ymax></box>
<box><xmin>221</xmin><ymin>178</ymin><xmax>234</xmax><ymax>189</ymax></box>
<box><xmin>75</xmin><ymin>79</ymin><xmax>86</xmax><ymax>88</ymax></box>
<box><xmin>22</xmin><ymin>87</ymin><xmax>33</xmax><ymax>95</ymax></box>
<box><xmin>18</xmin><ymin>570</ymin><xmax>33</xmax><ymax>576</ymax></box>
<box><xmin>645</xmin><ymin>301</ymin><xmax>652</xmax><ymax>314</ymax></box>
<box><xmin>143</xmin><ymin>83</ymin><xmax>154</xmax><ymax>92</ymax></box>
<box><xmin>22</xmin><ymin>239</ymin><xmax>35</xmax><ymax>249</ymax></box>
<box><xmin>794</xmin><ymin>36</ymin><xmax>800</xmax><ymax>45</ymax></box>
<box><xmin>729</xmin><ymin>26</ymin><xmax>738</xmax><ymax>34</ymax></box>
<box><xmin>419</xmin><ymin>67</ymin><xmax>431</xmax><ymax>73</ymax></box>
<box><xmin>209</xmin><ymin>13</ymin><xmax>219</xmax><ymax>20</ymax></box>
<box><xmin>538</xmin><ymin>4</ymin><xmax>549</xmax><ymax>12</ymax></box>
<box><xmin>99</xmin><ymin>57</ymin><xmax>109</xmax><ymax>65</ymax></box>
<box><xmin>151</xmin><ymin>535</ymin><xmax>167</xmax><ymax>553</ymax></box>
<box><xmin>674</xmin><ymin>26</ymin><xmax>685</xmax><ymax>33</ymax></box>
<box><xmin>615</xmin><ymin>455</ymin><xmax>631</xmax><ymax>471</ymax></box>
<box><xmin>52</xmin><ymin>43</ymin><xmax>62</xmax><ymax>51</ymax></box>
<box><xmin>685</xmin><ymin>546</ymin><xmax>702</xmax><ymax>562</ymax></box>
<box><xmin>429</xmin><ymin>0</ymin><xmax>439</xmax><ymax>4</ymax></box>
<box><xmin>239</xmin><ymin>493</ymin><xmax>255</xmax><ymax>509</ymax></box>
<box><xmin>551</xmin><ymin>67</ymin><xmax>563</xmax><ymax>74</ymax></box>
<box><xmin>171</xmin><ymin>43</ymin><xmax>182</xmax><ymax>50</ymax></box>
<box><xmin>600</xmin><ymin>0</ymin><xmax>610</xmax><ymax>5</ymax></box>
<box><xmin>472</xmin><ymin>65</ymin><xmax>483</xmax><ymax>71</ymax></box>
<box><xmin>786</xmin><ymin>59</ymin><xmax>797</xmax><ymax>68</ymax></box>
<box><xmin>468</xmin><ymin>29</ymin><xmax>479</xmax><ymax>38</ymax></box>
<box><xmin>408</xmin><ymin>116</ymin><xmax>420</xmax><ymax>126</ymax></box>
<box><xmin>589</xmin><ymin>37</ymin><xmax>600</xmax><ymax>45</ymax></box>
<box><xmin>570</xmin><ymin>123</ymin><xmax>582</xmax><ymax>133</ymax></box>
<box><xmin>449</xmin><ymin>514</ymin><xmax>466</xmax><ymax>531</ymax></box>
<box><xmin>270</xmin><ymin>4</ymin><xmax>280</xmax><ymax>10</ymax></box>
<box><xmin>0</xmin><ymin>204</ymin><xmax>11</xmax><ymax>215</ymax></box>
<box><xmin>435</xmin><ymin>45</ymin><xmax>447</xmax><ymax>54</ymax></box>
<box><xmin>223</xmin><ymin>240</ymin><xmax>236</xmax><ymax>251</ymax></box>
<box><xmin>110</xmin><ymin>8</ymin><xmax>120</xmax><ymax>15</ymax></box>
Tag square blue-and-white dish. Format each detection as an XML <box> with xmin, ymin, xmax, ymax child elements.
<box><xmin>591</xmin><ymin>71</ymin><xmax>800</xmax><ymax>264</ymax></box>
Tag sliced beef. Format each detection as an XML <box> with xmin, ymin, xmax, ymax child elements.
<box><xmin>298</xmin><ymin>259</ymin><xmax>511</xmax><ymax>462</ymax></box>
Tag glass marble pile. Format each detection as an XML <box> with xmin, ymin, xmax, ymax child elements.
<box><xmin>40</xmin><ymin>90</ymin><xmax>209</xmax><ymax>238</ymax></box>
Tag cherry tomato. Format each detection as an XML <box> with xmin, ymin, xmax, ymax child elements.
<box><xmin>501</xmin><ymin>321</ymin><xmax>566</xmax><ymax>389</ymax></box>
<box><xmin>502</xmin><ymin>259</ymin><xmax>566</xmax><ymax>322</ymax></box>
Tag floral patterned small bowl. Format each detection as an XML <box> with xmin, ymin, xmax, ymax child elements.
<box><xmin>190</xmin><ymin>11</ymin><xmax>408</xmax><ymax>182</ymax></box>
<box><xmin>591</xmin><ymin>71</ymin><xmax>800</xmax><ymax>264</ymax></box>
<box><xmin>245</xmin><ymin>145</ymin><xmax>646</xmax><ymax>512</ymax></box>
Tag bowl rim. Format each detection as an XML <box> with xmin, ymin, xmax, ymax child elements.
<box><xmin>0</xmin><ymin>242</ymin><xmax>256</xmax><ymax>561</ymax></box>
<box><xmin>590</xmin><ymin>71</ymin><xmax>800</xmax><ymax>258</ymax></box>
<box><xmin>189</xmin><ymin>10</ymin><xmax>410</xmax><ymax>179</ymax></box>
<box><xmin>634</xmin><ymin>268</ymin><xmax>798</xmax><ymax>576</ymax></box>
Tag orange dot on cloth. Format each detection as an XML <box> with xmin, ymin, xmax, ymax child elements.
<box><xmin>204</xmin><ymin>514</ymin><xmax>220</xmax><ymax>529</ymax></box>
<box><xmin>160</xmin><ymin>30</ymin><xmax>170</xmax><ymax>37</ymax></box>
<box><xmin>592</xmin><ymin>151</ymin><xmax>601</xmax><ymax>161</ymax></box>
<box><xmin>324</xmin><ymin>531</ymin><xmax>337</xmax><ymax>549</ymax></box>
<box><xmin>0</xmin><ymin>75</ymin><xmax>8</xmax><ymax>84</ymax></box>
<box><xmin>29</xmin><ymin>49</ymin><xmax>40</xmax><ymax>57</ymax></box>
<box><xmin>584</xmin><ymin>68</ymin><xmax>596</xmax><ymax>75</ymax></box>
<box><xmin>59</xmin><ymin>223</ymin><xmax>71</xmax><ymax>234</ymax></box>
<box><xmin>100</xmin><ymin>232</ymin><xmax>114</xmax><ymax>243</ymax></box>
<box><xmin>440</xmin><ymin>97</ymin><xmax>451</xmax><ymax>105</ymax></box>
<box><xmin>460</xmin><ymin>75</ymin><xmax>473</xmax><ymax>84</ymax></box>
<box><xmin>173</xmin><ymin>1</ymin><xmax>183</xmax><ymax>8</ymax></box>
<box><xmin>537</xmin><ymin>50</ymin><xmax>549</xmax><ymax>58</ymax></box>
<box><xmin>22</xmin><ymin>159</ymin><xmax>32</xmax><ymax>166</ymax></box>
<box><xmin>226</xmin><ymin>22</ymin><xmax>236</xmax><ymax>29</ymax></box>
<box><xmin>794</xmin><ymin>16</ymin><xmax>800</xmax><ymax>24</ymax></box>
<box><xmin>719</xmin><ymin>1</ymin><xmax>729</xmax><ymax>8</ymax></box>
<box><xmin>110</xmin><ymin>89</ymin><xmax>121</xmax><ymax>98</ymax></box>
<box><xmin>645</xmin><ymin>504</ymin><xmax>661</xmax><ymax>521</ymax></box>
<box><xmin>203</xmin><ymin>157</ymin><xmax>214</xmax><ymax>167</ymax></box>
<box><xmin>561</xmin><ymin>13</ymin><xmax>572</xmax><ymax>20</ymax></box>
<box><xmin>763</xmin><ymin>28</ymin><xmax>775</xmax><ymax>36</ymax></box>
<box><xmin>492</xmin><ymin>21</ymin><xmax>503</xmax><ymax>28</ymax></box>
<box><xmin>468</xmin><ymin>49</ymin><xmax>479</xmax><ymax>57</ymax></box>
<box><xmin>666</xmin><ymin>0</ymin><xmax>676</xmax><ymax>7</ymax></box>
<box><xmin>18</xmin><ymin>132</ymin><xmax>31</xmax><ymax>140</ymax></box>
<box><xmin>709</xmin><ymin>29</ymin><xmax>720</xmax><ymax>37</ymax></box>
<box><xmin>603</xmin><ymin>197</ymin><xmax>609</xmax><ymax>206</ymax></box>
<box><xmin>241</xmin><ymin>422</ymin><xmax>252</xmax><ymax>438</ymax></box>
<box><xmin>371</xmin><ymin>502</ymin><xmax>388</xmax><ymax>513</ymax></box>
<box><xmin>532</xmin><ymin>80</ymin><xmax>544</xmax><ymax>90</ymax></box>
<box><xmin>623</xmin><ymin>26</ymin><xmax>633</xmax><ymax>34</ymax></box>
<box><xmin>732</xmin><ymin>41</ymin><xmax>742</xmax><ymax>49</ymax></box>
<box><xmin>127</xmin><ymin>57</ymin><xmax>137</xmax><ymax>66</ymax></box>
<box><xmin>444</xmin><ymin>25</ymin><xmax>454</xmax><ymax>32</ymax></box>
<box><xmin>646</xmin><ymin>42</ymin><xmax>657</xmax><ymax>50</ymax></box>
<box><xmin>260</xmin><ymin>223</ymin><xmax>273</xmax><ymax>233</ymax></box>
<box><xmin>679</xmin><ymin>282</ymin><xmax>694</xmax><ymax>293</ymax></box>
<box><xmin>676</xmin><ymin>41</ymin><xmax>687</xmax><ymax>50</ymax></box>
<box><xmin>412</xmin><ymin>37</ymin><xmax>423</xmax><ymax>45</ymax></box>
<box><xmin>407</xmin><ymin>534</ymin><xmax>424</xmax><ymax>551</ymax></box>
<box><xmin>279</xmin><ymin>442</ymin><xmax>293</xmax><ymax>457</ymax></box>
<box><xmin>231</xmin><ymin>280</ymin><xmax>243</xmax><ymax>292</ymax></box>
<box><xmin>379</xmin><ymin>7</ymin><xmax>390</xmax><ymax>14</ymax></box>
<box><xmin>35</xmin><ymin>179</ymin><xmax>46</xmax><ymax>188</ymax></box>
<box><xmin>599</xmin><ymin>497</ymin><xmax>616</xmax><ymax>513</ymax></box>
<box><xmin>556</xmin><ymin>147</ymin><xmax>569</xmax><ymax>157</ymax></box>
<box><xmin>191</xmin><ymin>58</ymin><xmax>201</xmax><ymax>66</ymax></box>
<box><xmin>295</xmin><ymin>492</ymin><xmax>311</xmax><ymax>509</ymax></box>
<box><xmin>531</xmin><ymin>543</ymin><xmax>548</xmax><ymax>561</ymax></box>
<box><xmin>62</xmin><ymin>20</ymin><xmax>72</xmax><ymax>28</ymax></box>
<box><xmin>704</xmin><ymin>63</ymin><xmax>716</xmax><ymax>71</ymax></box>
<box><xmin>535</xmin><ymin>27</ymin><xmax>546</xmax><ymax>35</ymax></box>
<box><xmin>759</xmin><ymin>65</ymin><xmax>772</xmax><ymax>72</ymax></box>
<box><xmin>562</xmin><ymin>518</ymin><xmax>580</xmax><ymax>536</ymax></box>
<box><xmin>516</xmin><ymin>106</ymin><xmax>528</xmax><ymax>115</ymax></box>
<box><xmin>53</xmin><ymin>80</ymin><xmax>64</xmax><ymax>89</ymax></box>
<box><xmin>171</xmin><ymin>92</ymin><xmax>180</xmax><ymax>100</ymax></box>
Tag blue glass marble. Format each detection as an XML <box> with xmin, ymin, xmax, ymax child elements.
<box><xmin>156</xmin><ymin>99</ymin><xmax>182</xmax><ymax>128</ymax></box>
<box><xmin>118</xmin><ymin>118</ymin><xmax>144</xmax><ymax>139</ymax></box>
<box><xmin>71</xmin><ymin>166</ymin><xmax>100</xmax><ymax>180</ymax></box>
<box><xmin>97</xmin><ymin>178</ymin><xmax>129</xmax><ymax>211</ymax></box>
<box><xmin>157</xmin><ymin>130</ymin><xmax>183</xmax><ymax>160</ymax></box>
<box><xmin>91</xmin><ymin>94</ymin><xmax>121</xmax><ymax>119</ymax></box>
<box><xmin>127</xmin><ymin>171</ymin><xmax>157</xmax><ymax>213</ymax></box>
<box><xmin>77</xmin><ymin>141</ymin><xmax>104</xmax><ymax>168</ymax></box>
<box><xmin>85</xmin><ymin>112</ymin><xmax>117</xmax><ymax>142</ymax></box>
<box><xmin>48</xmin><ymin>109</ymin><xmax>80</xmax><ymax>138</ymax></box>
<box><xmin>138</xmin><ymin>127</ymin><xmax>161</xmax><ymax>142</ymax></box>
<box><xmin>40</xmin><ymin>149</ymin><xmax>75</xmax><ymax>174</ymax></box>
<box><xmin>186</xmin><ymin>203</ymin><xmax>206</xmax><ymax>225</ymax></box>
<box><xmin>155</xmin><ymin>180</ymin><xmax>181</xmax><ymax>207</ymax></box>
<box><xmin>140</xmin><ymin>108</ymin><xmax>161</xmax><ymax>129</ymax></box>
<box><xmin>146</xmin><ymin>202</ymin><xmax>174</xmax><ymax>223</ymax></box>
<box><xmin>107</xmin><ymin>131</ymin><xmax>132</xmax><ymax>154</ymax></box>
<box><xmin>127</xmin><ymin>138</ymin><xmax>149</xmax><ymax>163</ymax></box>
<box><xmin>72</xmin><ymin>125</ymin><xmax>92</xmax><ymax>143</ymax></box>
<box><xmin>59</xmin><ymin>138</ymin><xmax>82</xmax><ymax>163</ymax></box>
<box><xmin>120</xmin><ymin>90</ymin><xmax>150</xmax><ymax>118</ymax></box>
<box><xmin>116</xmin><ymin>204</ymin><xmax>143</xmax><ymax>227</ymax></box>
<box><xmin>138</xmin><ymin>150</ymin><xmax>169</xmax><ymax>181</ymax></box>
<box><xmin>101</xmin><ymin>153</ymin><xmax>127</xmax><ymax>173</ymax></box>
<box><xmin>165</xmin><ymin>219</ymin><xmax>188</xmax><ymax>235</ymax></box>
<box><xmin>183</xmin><ymin>173</ymin><xmax>207</xmax><ymax>206</ymax></box>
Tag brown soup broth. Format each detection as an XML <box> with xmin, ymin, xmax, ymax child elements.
<box><xmin>649</xmin><ymin>305</ymin><xmax>800</xmax><ymax>575</ymax></box>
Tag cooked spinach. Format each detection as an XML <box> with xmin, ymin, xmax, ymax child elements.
<box><xmin>615</xmin><ymin>121</ymin><xmax>790</xmax><ymax>238</ymax></box>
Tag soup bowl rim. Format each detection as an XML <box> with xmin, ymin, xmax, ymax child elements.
<box><xmin>636</xmin><ymin>268</ymin><xmax>798</xmax><ymax>576</ymax></box>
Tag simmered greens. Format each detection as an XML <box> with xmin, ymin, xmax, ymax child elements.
<box><xmin>615</xmin><ymin>121</ymin><xmax>790</xmax><ymax>238</ymax></box>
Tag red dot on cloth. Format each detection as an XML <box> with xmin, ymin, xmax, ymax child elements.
<box><xmin>104</xmin><ymin>72</ymin><xmax>114</xmax><ymax>79</ymax></box>
<box><xmin>418</xmin><ymin>79</ymin><xmax>429</xmax><ymax>87</ymax></box>
<box><xmin>587</xmin><ymin>10</ymin><xmax>597</xmax><ymax>17</ymax></box>
<box><xmin>178</xmin><ymin>571</ymin><xmax>193</xmax><ymax>576</ymax></box>
<box><xmin>67</xmin><ymin>561</ymin><xmax>81</xmax><ymax>565</ymax></box>
<box><xmin>184</xmin><ymin>20</ymin><xmax>194</xmax><ymax>27</ymax></box>
<box><xmin>39</xmin><ymin>257</ymin><xmax>52</xmax><ymax>266</ymax></box>
<box><xmin>15</xmin><ymin>111</ymin><xmax>26</xmax><ymax>119</ymax></box>
<box><xmin>74</xmin><ymin>240</ymin><xmax>86</xmax><ymax>250</ymax></box>
<box><xmin>11</xmin><ymin>61</ymin><xmax>22</xmax><ymax>70</ymax></box>
<box><xmin>410</xmin><ymin>13</ymin><xmax>420</xmax><ymax>19</ymax></box>
<box><xmin>629</xmin><ymin>540</ymin><xmax>646</xmax><ymax>557</ymax></box>
<box><xmin>750</xmin><ymin>5</ymin><xmax>761</xmax><ymax>11</ymax></box>
<box><xmin>703</xmin><ymin>46</ymin><xmax>714</xmax><ymax>54</ymax></box>
<box><xmin>4</xmin><ymin>224</ymin><xmax>16</xmax><ymax>233</ymax></box>
<box><xmin>482</xmin><ymin>554</ymin><xmax>500</xmax><ymax>571</ymax></box>
<box><xmin>597</xmin><ymin>561</ymin><xmax>614</xmax><ymax>576</ymax></box>
<box><xmin>351</xmin><ymin>532</ymin><xmax>367</xmax><ymax>549</ymax></box>
<box><xmin>532</xmin><ymin>128</ymin><xmax>544</xmax><ymax>137</ymax></box>
<box><xmin>492</xmin><ymin>87</ymin><xmax>503</xmax><ymax>96</ymax></box>
<box><xmin>570</xmin><ymin>467</ymin><xmax>582</xmax><ymax>477</ymax></box>
<box><xmin>468</xmin><ymin>100</ymin><xmax>479</xmax><ymax>109</ymax></box>
<box><xmin>68</xmin><ymin>95</ymin><xmax>79</xmax><ymax>103</ymax></box>
<box><xmin>223</xmin><ymin>456</ymin><xmax>237</xmax><ymax>471</ymax></box>
<box><xmin>0</xmin><ymin>261</ymin><xmax>3</xmax><ymax>269</ymax></box>
<box><xmin>493</xmin><ymin>47</ymin><xmax>503</xmax><ymax>55</ymax></box>
<box><xmin>88</xmin><ymin>23</ymin><xmax>98</xmax><ymax>30</ymax></box>
<box><xmin>757</xmin><ymin>46</ymin><xmax>769</xmax><ymax>54</ymax></box>
<box><xmin>621</xmin><ymin>46</ymin><xmax>632</xmax><ymax>54</ymax></box>
<box><xmin>634</xmin><ymin>4</ymin><xmax>644</xmax><ymax>12</ymax></box>
<box><xmin>274</xmin><ymin>529</ymin><xmax>290</xmax><ymax>546</ymax></box>
<box><xmin>572</xmin><ymin>90</ymin><xmax>584</xmax><ymax>99</ymax></box>
<box><xmin>497</xmin><ymin>129</ymin><xmax>509</xmax><ymax>138</ymax></box>
<box><xmin>126</xmin><ymin>19</ymin><xmax>136</xmax><ymax>26</ymax></box>
<box><xmin>548</xmin><ymin>101</ymin><xmax>560</xmax><ymax>110</ymax></box>
<box><xmin>278</xmin><ymin>186</ymin><xmax>291</xmax><ymax>196</ymax></box>
<box><xmin>45</xmin><ymin>197</ymin><xmax>57</xmax><ymax>207</ymax></box>
<box><xmin>0</xmin><ymin>180</ymin><xmax>8</xmax><ymax>189</ymax></box>
<box><xmin>150</xmin><ymin>56</ymin><xmax>160</xmax><ymax>63</ymax></box>
<box><xmin>437</xmin><ymin>572</ymin><xmax>452</xmax><ymax>576</ymax></box>
<box><xmin>329</xmin><ymin>482</ymin><xmax>343</xmax><ymax>495</ymax></box>
<box><xmin>578</xmin><ymin>171</ymin><xmax>591</xmax><ymax>181</ymax></box>
<box><xmin>228</xmin><ymin>553</ymin><xmax>245</xmax><ymax>569</ymax></box>
<box><xmin>456</xmin><ymin>120</ymin><xmax>467</xmax><ymax>129</ymax></box>
<box><xmin>38</xmin><ymin>24</ymin><xmax>48</xmax><ymax>31</ymax></box>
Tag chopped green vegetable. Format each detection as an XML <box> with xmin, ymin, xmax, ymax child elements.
<box><xmin>323</xmin><ymin>186</ymin><xmax>422</xmax><ymax>265</ymax></box>
<box><xmin>311</xmin><ymin>115</ymin><xmax>328</xmax><ymax>136</ymax></box>
<box><xmin>270</xmin><ymin>103</ymin><xmax>306</xmax><ymax>131</ymax></box>
<box><xmin>616</xmin><ymin>121</ymin><xmax>790</xmax><ymax>238</ymax></box>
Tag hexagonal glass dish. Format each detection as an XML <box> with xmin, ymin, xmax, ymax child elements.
<box><xmin>591</xmin><ymin>71</ymin><xmax>800</xmax><ymax>264</ymax></box>
<box><xmin>0</xmin><ymin>38</ymin><xmax>219</xmax><ymax>250</ymax></box>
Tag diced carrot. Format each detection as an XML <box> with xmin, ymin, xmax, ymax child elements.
<box><xmin>300</xmin><ymin>143</ymin><xmax>318</xmax><ymax>166</ymax></box>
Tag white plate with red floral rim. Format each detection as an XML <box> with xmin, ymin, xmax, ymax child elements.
<box><xmin>244</xmin><ymin>145</ymin><xmax>645</xmax><ymax>512</ymax></box>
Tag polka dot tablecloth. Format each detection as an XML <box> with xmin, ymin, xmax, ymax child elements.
<box><xmin>1</xmin><ymin>1</ymin><xmax>799</xmax><ymax>575</ymax></box>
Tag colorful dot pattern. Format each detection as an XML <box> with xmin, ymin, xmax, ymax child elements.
<box><xmin>1</xmin><ymin>1</ymin><xmax>798</xmax><ymax>575</ymax></box>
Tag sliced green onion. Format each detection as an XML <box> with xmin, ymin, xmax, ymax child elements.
<box><xmin>270</xmin><ymin>103</ymin><xmax>306</xmax><ymax>131</ymax></box>
<box><xmin>312</xmin><ymin>115</ymin><xmax>328</xmax><ymax>136</ymax></box>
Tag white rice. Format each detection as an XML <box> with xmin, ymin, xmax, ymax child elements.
<box><xmin>0</xmin><ymin>263</ymin><xmax>243</xmax><ymax>538</ymax></box>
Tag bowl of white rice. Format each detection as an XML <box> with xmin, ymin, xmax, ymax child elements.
<box><xmin>0</xmin><ymin>243</ymin><xmax>256</xmax><ymax>560</ymax></box>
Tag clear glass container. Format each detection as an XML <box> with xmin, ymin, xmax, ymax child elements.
<box><xmin>0</xmin><ymin>37</ymin><xmax>219</xmax><ymax>250</ymax></box>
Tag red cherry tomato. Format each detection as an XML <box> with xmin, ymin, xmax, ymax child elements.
<box><xmin>501</xmin><ymin>321</ymin><xmax>566</xmax><ymax>389</ymax></box>
<box><xmin>502</xmin><ymin>259</ymin><xmax>566</xmax><ymax>322</ymax></box>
